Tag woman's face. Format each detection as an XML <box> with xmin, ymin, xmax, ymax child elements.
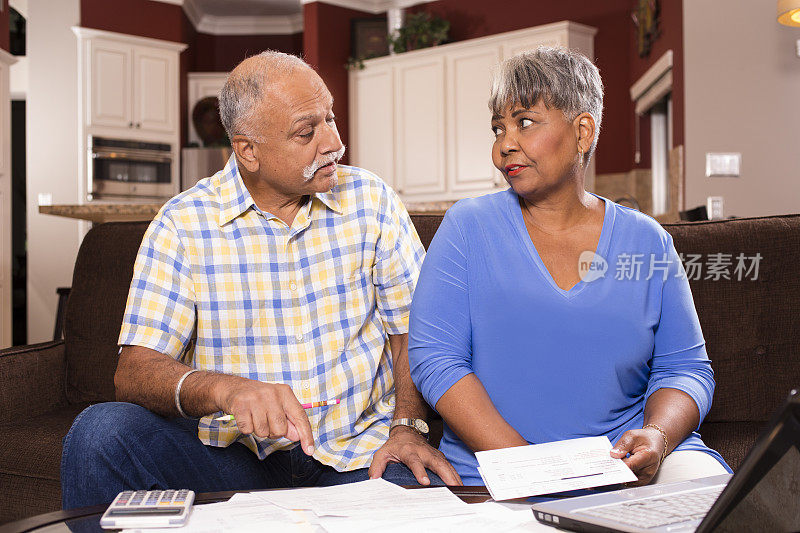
<box><xmin>491</xmin><ymin>99</ymin><xmax>580</xmax><ymax>199</ymax></box>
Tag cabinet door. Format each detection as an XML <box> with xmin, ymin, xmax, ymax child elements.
<box><xmin>447</xmin><ymin>46</ymin><xmax>503</xmax><ymax>193</ymax></box>
<box><xmin>89</xmin><ymin>39</ymin><xmax>132</xmax><ymax>129</ymax></box>
<box><xmin>133</xmin><ymin>47</ymin><xmax>177</xmax><ymax>134</ymax></box>
<box><xmin>349</xmin><ymin>65</ymin><xmax>394</xmax><ymax>187</ymax></box>
<box><xmin>394</xmin><ymin>57</ymin><xmax>446</xmax><ymax>197</ymax></box>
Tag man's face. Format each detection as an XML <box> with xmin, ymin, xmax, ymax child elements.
<box><xmin>238</xmin><ymin>67</ymin><xmax>345</xmax><ymax>196</ymax></box>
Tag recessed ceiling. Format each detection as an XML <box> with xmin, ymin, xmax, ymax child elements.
<box><xmin>191</xmin><ymin>0</ymin><xmax>302</xmax><ymax>18</ymax></box>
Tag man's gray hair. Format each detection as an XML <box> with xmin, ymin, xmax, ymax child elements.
<box><xmin>489</xmin><ymin>46</ymin><xmax>604</xmax><ymax>161</ymax></box>
<box><xmin>219</xmin><ymin>50</ymin><xmax>311</xmax><ymax>140</ymax></box>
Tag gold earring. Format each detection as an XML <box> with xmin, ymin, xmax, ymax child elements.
<box><xmin>578</xmin><ymin>147</ymin><xmax>584</xmax><ymax>168</ymax></box>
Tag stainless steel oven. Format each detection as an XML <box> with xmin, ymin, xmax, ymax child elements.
<box><xmin>88</xmin><ymin>136</ymin><xmax>174</xmax><ymax>200</ymax></box>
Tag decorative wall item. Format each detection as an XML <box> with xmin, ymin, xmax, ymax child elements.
<box><xmin>632</xmin><ymin>0</ymin><xmax>660</xmax><ymax>58</ymax></box>
<box><xmin>351</xmin><ymin>18</ymin><xmax>389</xmax><ymax>60</ymax></box>
<box><xmin>191</xmin><ymin>97</ymin><xmax>229</xmax><ymax>147</ymax></box>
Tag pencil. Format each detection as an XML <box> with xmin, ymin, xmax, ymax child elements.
<box><xmin>214</xmin><ymin>399</ymin><xmax>340</xmax><ymax>422</ymax></box>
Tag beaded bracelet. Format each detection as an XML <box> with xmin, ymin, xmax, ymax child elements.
<box><xmin>643</xmin><ymin>423</ymin><xmax>669</xmax><ymax>465</ymax></box>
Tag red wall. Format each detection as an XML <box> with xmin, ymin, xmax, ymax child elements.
<box><xmin>192</xmin><ymin>33</ymin><xmax>302</xmax><ymax>72</ymax></box>
<box><xmin>304</xmin><ymin>2</ymin><xmax>383</xmax><ymax>165</ymax></box>
<box><xmin>81</xmin><ymin>0</ymin><xmax>185</xmax><ymax>43</ymax></box>
<box><xmin>406</xmin><ymin>0</ymin><xmax>636</xmax><ymax>174</ymax></box>
<box><xmin>0</xmin><ymin>0</ymin><xmax>10</xmax><ymax>52</ymax></box>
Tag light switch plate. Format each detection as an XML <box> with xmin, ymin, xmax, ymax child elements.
<box><xmin>705</xmin><ymin>153</ymin><xmax>741</xmax><ymax>177</ymax></box>
<box><xmin>707</xmin><ymin>196</ymin><xmax>724</xmax><ymax>219</ymax></box>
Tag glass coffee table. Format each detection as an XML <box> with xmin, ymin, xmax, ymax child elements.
<box><xmin>0</xmin><ymin>486</ymin><xmax>496</xmax><ymax>533</ymax></box>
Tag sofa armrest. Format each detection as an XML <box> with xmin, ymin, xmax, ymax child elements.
<box><xmin>0</xmin><ymin>340</ymin><xmax>67</xmax><ymax>423</ymax></box>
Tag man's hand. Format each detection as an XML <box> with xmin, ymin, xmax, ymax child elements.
<box><xmin>214</xmin><ymin>376</ymin><xmax>315</xmax><ymax>456</ymax></box>
<box><xmin>610</xmin><ymin>427</ymin><xmax>667</xmax><ymax>486</ymax></box>
<box><xmin>368</xmin><ymin>426</ymin><xmax>462</xmax><ymax>486</ymax></box>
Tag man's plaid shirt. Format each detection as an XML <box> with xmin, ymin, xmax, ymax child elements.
<box><xmin>119</xmin><ymin>156</ymin><xmax>425</xmax><ymax>471</ymax></box>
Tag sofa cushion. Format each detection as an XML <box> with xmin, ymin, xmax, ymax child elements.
<box><xmin>64</xmin><ymin>222</ymin><xmax>149</xmax><ymax>403</ymax></box>
<box><xmin>663</xmin><ymin>215</ymin><xmax>800</xmax><ymax>424</ymax></box>
<box><xmin>698</xmin><ymin>421</ymin><xmax>767</xmax><ymax>472</ymax></box>
<box><xmin>0</xmin><ymin>403</ymin><xmax>91</xmax><ymax>524</ymax></box>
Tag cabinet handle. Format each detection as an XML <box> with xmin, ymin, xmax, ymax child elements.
<box><xmin>128</xmin><ymin>121</ymin><xmax>133</xmax><ymax>128</ymax></box>
<box><xmin>136</xmin><ymin>123</ymin><xmax>141</xmax><ymax>129</ymax></box>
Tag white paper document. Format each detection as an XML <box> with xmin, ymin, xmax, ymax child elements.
<box><xmin>475</xmin><ymin>436</ymin><xmax>637</xmax><ymax>500</ymax></box>
<box><xmin>255</xmin><ymin>478</ymin><xmax>474</xmax><ymax>520</ymax></box>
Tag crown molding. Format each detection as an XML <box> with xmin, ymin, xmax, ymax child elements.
<box><xmin>300</xmin><ymin>0</ymin><xmax>434</xmax><ymax>14</ymax></box>
<box><xmin>183</xmin><ymin>1</ymin><xmax>303</xmax><ymax>35</ymax></box>
<box><xmin>72</xmin><ymin>26</ymin><xmax>189</xmax><ymax>51</ymax></box>
<box><xmin>196</xmin><ymin>13</ymin><xmax>303</xmax><ymax>35</ymax></box>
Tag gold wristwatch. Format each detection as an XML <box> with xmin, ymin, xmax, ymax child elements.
<box><xmin>390</xmin><ymin>418</ymin><xmax>430</xmax><ymax>439</ymax></box>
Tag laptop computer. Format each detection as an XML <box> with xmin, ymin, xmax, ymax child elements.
<box><xmin>531</xmin><ymin>389</ymin><xmax>800</xmax><ymax>532</ymax></box>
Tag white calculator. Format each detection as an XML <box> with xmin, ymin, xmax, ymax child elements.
<box><xmin>100</xmin><ymin>489</ymin><xmax>195</xmax><ymax>529</ymax></box>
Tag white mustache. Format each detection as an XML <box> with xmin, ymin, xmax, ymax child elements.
<box><xmin>303</xmin><ymin>145</ymin><xmax>347</xmax><ymax>181</ymax></box>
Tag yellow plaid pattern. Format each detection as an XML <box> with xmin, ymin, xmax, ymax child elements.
<box><xmin>119</xmin><ymin>155</ymin><xmax>424</xmax><ymax>471</ymax></box>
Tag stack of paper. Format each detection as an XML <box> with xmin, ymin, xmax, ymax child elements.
<box><xmin>122</xmin><ymin>479</ymin><xmax>544</xmax><ymax>533</ymax></box>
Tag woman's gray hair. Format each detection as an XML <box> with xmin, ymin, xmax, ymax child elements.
<box><xmin>219</xmin><ymin>50</ymin><xmax>311</xmax><ymax>140</ymax></box>
<box><xmin>489</xmin><ymin>46</ymin><xmax>604</xmax><ymax>161</ymax></box>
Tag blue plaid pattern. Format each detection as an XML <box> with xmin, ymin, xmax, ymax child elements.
<box><xmin>119</xmin><ymin>155</ymin><xmax>425</xmax><ymax>471</ymax></box>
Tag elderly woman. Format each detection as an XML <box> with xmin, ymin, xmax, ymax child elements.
<box><xmin>408</xmin><ymin>46</ymin><xmax>731</xmax><ymax>487</ymax></box>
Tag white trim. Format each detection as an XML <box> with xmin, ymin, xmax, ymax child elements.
<box><xmin>9</xmin><ymin>0</ymin><xmax>27</xmax><ymax>18</ymax></box>
<box><xmin>630</xmin><ymin>49</ymin><xmax>673</xmax><ymax>102</ymax></box>
<box><xmin>72</xmin><ymin>27</ymin><xmax>188</xmax><ymax>52</ymax></box>
<box><xmin>182</xmin><ymin>0</ymin><xmax>204</xmax><ymax>30</ymax></box>
<box><xmin>151</xmin><ymin>0</ymin><xmax>184</xmax><ymax>4</ymax></box>
<box><xmin>362</xmin><ymin>20</ymin><xmax>597</xmax><ymax>66</ymax></box>
<box><xmin>0</xmin><ymin>48</ymin><xmax>18</xmax><ymax>66</ymax></box>
<box><xmin>634</xmin><ymin>70</ymin><xmax>672</xmax><ymax>115</ymax></box>
<box><xmin>300</xmin><ymin>0</ymin><xmax>435</xmax><ymax>14</ymax></box>
<box><xmin>194</xmin><ymin>13</ymin><xmax>303</xmax><ymax>35</ymax></box>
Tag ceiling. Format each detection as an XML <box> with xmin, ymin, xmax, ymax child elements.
<box><xmin>175</xmin><ymin>0</ymin><xmax>433</xmax><ymax>35</ymax></box>
<box><xmin>190</xmin><ymin>0</ymin><xmax>302</xmax><ymax>18</ymax></box>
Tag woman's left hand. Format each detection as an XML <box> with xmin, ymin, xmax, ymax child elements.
<box><xmin>610</xmin><ymin>427</ymin><xmax>667</xmax><ymax>486</ymax></box>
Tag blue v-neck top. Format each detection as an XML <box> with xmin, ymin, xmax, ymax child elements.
<box><xmin>408</xmin><ymin>189</ymin><xmax>730</xmax><ymax>485</ymax></box>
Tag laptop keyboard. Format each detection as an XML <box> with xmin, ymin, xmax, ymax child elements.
<box><xmin>573</xmin><ymin>486</ymin><xmax>724</xmax><ymax>529</ymax></box>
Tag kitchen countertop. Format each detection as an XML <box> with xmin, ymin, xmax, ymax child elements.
<box><xmin>40</xmin><ymin>200</ymin><xmax>454</xmax><ymax>223</ymax></box>
<box><xmin>39</xmin><ymin>203</ymin><xmax>164</xmax><ymax>223</ymax></box>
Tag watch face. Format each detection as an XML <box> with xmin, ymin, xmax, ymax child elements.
<box><xmin>413</xmin><ymin>419</ymin><xmax>429</xmax><ymax>434</ymax></box>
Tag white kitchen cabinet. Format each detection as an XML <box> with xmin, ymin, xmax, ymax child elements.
<box><xmin>133</xmin><ymin>47</ymin><xmax>178</xmax><ymax>134</ymax></box>
<box><xmin>88</xmin><ymin>38</ymin><xmax>132</xmax><ymax>130</ymax></box>
<box><xmin>74</xmin><ymin>27</ymin><xmax>186</xmax><ymax>204</ymax></box>
<box><xmin>349</xmin><ymin>64</ymin><xmax>394</xmax><ymax>189</ymax></box>
<box><xmin>349</xmin><ymin>21</ymin><xmax>596</xmax><ymax>203</ymax></box>
<box><xmin>446</xmin><ymin>44</ymin><xmax>503</xmax><ymax>194</ymax></box>
<box><xmin>393</xmin><ymin>56</ymin><xmax>446</xmax><ymax>196</ymax></box>
<box><xmin>75</xmin><ymin>27</ymin><xmax>185</xmax><ymax>138</ymax></box>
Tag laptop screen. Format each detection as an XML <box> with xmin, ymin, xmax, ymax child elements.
<box><xmin>699</xmin><ymin>390</ymin><xmax>800</xmax><ymax>532</ymax></box>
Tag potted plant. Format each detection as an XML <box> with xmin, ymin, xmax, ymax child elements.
<box><xmin>389</xmin><ymin>12</ymin><xmax>450</xmax><ymax>54</ymax></box>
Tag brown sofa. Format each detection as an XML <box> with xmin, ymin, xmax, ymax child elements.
<box><xmin>1</xmin><ymin>213</ymin><xmax>798</xmax><ymax>524</ymax></box>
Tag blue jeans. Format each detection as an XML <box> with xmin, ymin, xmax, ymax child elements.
<box><xmin>61</xmin><ymin>402</ymin><xmax>443</xmax><ymax>509</ymax></box>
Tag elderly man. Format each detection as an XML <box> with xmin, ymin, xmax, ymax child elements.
<box><xmin>61</xmin><ymin>51</ymin><xmax>460</xmax><ymax>509</ymax></box>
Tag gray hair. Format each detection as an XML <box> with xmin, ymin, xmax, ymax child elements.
<box><xmin>218</xmin><ymin>50</ymin><xmax>311</xmax><ymax>140</ymax></box>
<box><xmin>489</xmin><ymin>46</ymin><xmax>604</xmax><ymax>161</ymax></box>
